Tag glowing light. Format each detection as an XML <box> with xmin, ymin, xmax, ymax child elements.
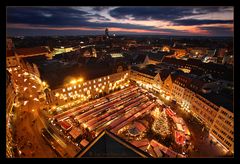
<box><xmin>77</xmin><ymin>78</ymin><xmax>83</xmax><ymax>82</ymax></box>
<box><xmin>23</xmin><ymin>101</ymin><xmax>28</xmax><ymax>106</ymax></box>
<box><xmin>70</xmin><ymin>80</ymin><xmax>77</xmax><ymax>84</ymax></box>
<box><xmin>33</xmin><ymin>98</ymin><xmax>39</xmax><ymax>101</ymax></box>
<box><xmin>42</xmin><ymin>81</ymin><xmax>46</xmax><ymax>86</ymax></box>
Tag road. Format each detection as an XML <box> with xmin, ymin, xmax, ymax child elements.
<box><xmin>9</xmin><ymin>67</ymin><xmax>58</xmax><ymax>158</ymax></box>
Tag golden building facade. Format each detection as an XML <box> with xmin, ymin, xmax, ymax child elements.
<box><xmin>190</xmin><ymin>94</ymin><xmax>218</xmax><ymax>129</ymax></box>
<box><xmin>130</xmin><ymin>69</ymin><xmax>162</xmax><ymax>92</ymax></box>
<box><xmin>209</xmin><ymin>106</ymin><xmax>234</xmax><ymax>153</ymax></box>
<box><xmin>162</xmin><ymin>74</ymin><xmax>174</xmax><ymax>96</ymax></box>
<box><xmin>6</xmin><ymin>71</ymin><xmax>16</xmax><ymax>157</ymax></box>
<box><xmin>46</xmin><ymin>70</ymin><xmax>130</xmax><ymax>107</ymax></box>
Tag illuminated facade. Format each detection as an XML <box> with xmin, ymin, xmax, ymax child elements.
<box><xmin>46</xmin><ymin>70</ymin><xmax>130</xmax><ymax>107</ymax></box>
<box><xmin>162</xmin><ymin>74</ymin><xmax>174</xmax><ymax>96</ymax></box>
<box><xmin>130</xmin><ymin>69</ymin><xmax>162</xmax><ymax>92</ymax></box>
<box><xmin>171</xmin><ymin>75</ymin><xmax>192</xmax><ymax>104</ymax></box>
<box><xmin>191</xmin><ymin>93</ymin><xmax>218</xmax><ymax>128</ymax></box>
<box><xmin>143</xmin><ymin>55</ymin><xmax>161</xmax><ymax>65</ymax></box>
<box><xmin>6</xmin><ymin>71</ymin><xmax>16</xmax><ymax>157</ymax></box>
<box><xmin>210</xmin><ymin>106</ymin><xmax>234</xmax><ymax>153</ymax></box>
<box><xmin>6</xmin><ymin>55</ymin><xmax>19</xmax><ymax>68</ymax></box>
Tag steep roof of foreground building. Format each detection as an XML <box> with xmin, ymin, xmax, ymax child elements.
<box><xmin>15</xmin><ymin>46</ymin><xmax>50</xmax><ymax>56</ymax></box>
<box><xmin>198</xmin><ymin>88</ymin><xmax>233</xmax><ymax>113</ymax></box>
<box><xmin>75</xmin><ymin>130</ymin><xmax>150</xmax><ymax>158</ymax></box>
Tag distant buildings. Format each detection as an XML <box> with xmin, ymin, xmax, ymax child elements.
<box><xmin>6</xmin><ymin>39</ymin><xmax>52</xmax><ymax>68</ymax></box>
<box><xmin>105</xmin><ymin>28</ymin><xmax>109</xmax><ymax>39</ymax></box>
<box><xmin>6</xmin><ymin>35</ymin><xmax>234</xmax><ymax>156</ymax></box>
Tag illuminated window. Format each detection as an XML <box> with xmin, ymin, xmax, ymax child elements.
<box><xmin>93</xmin><ymin>80</ymin><xmax>95</xmax><ymax>83</ymax></box>
<box><xmin>62</xmin><ymin>89</ymin><xmax>66</xmax><ymax>92</ymax></box>
<box><xmin>94</xmin><ymin>85</ymin><xmax>96</xmax><ymax>88</ymax></box>
<box><xmin>98</xmin><ymin>83</ymin><xmax>101</xmax><ymax>87</ymax></box>
<box><xmin>104</xmin><ymin>82</ymin><xmax>106</xmax><ymax>85</ymax></box>
<box><xmin>75</xmin><ymin>91</ymin><xmax>77</xmax><ymax>94</ymax></box>
<box><xmin>89</xmin><ymin>81</ymin><xmax>91</xmax><ymax>85</ymax></box>
<box><xmin>79</xmin><ymin>89</ymin><xmax>81</xmax><ymax>92</ymax></box>
<box><xmin>104</xmin><ymin>77</ymin><xmax>106</xmax><ymax>80</ymax></box>
<box><xmin>108</xmin><ymin>76</ymin><xmax>110</xmax><ymax>79</ymax></box>
<box><xmin>78</xmin><ymin>84</ymin><xmax>81</xmax><ymax>88</ymax></box>
<box><xmin>89</xmin><ymin>87</ymin><xmax>91</xmax><ymax>89</ymax></box>
<box><xmin>64</xmin><ymin>94</ymin><xmax>67</xmax><ymax>97</ymax></box>
<box><xmin>74</xmin><ymin>86</ymin><xmax>76</xmax><ymax>89</ymax></box>
<box><xmin>99</xmin><ymin>78</ymin><xmax>102</xmax><ymax>82</ymax></box>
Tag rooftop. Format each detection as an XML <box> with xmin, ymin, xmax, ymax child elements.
<box><xmin>23</xmin><ymin>55</ymin><xmax>126</xmax><ymax>89</ymax></box>
<box><xmin>131</xmin><ymin>65</ymin><xmax>158</xmax><ymax>77</ymax></box>
<box><xmin>198</xmin><ymin>89</ymin><xmax>233</xmax><ymax>113</ymax></box>
<box><xmin>76</xmin><ymin>130</ymin><xmax>150</xmax><ymax>158</ymax></box>
<box><xmin>15</xmin><ymin>46</ymin><xmax>50</xmax><ymax>56</ymax></box>
<box><xmin>6</xmin><ymin>49</ymin><xmax>15</xmax><ymax>57</ymax></box>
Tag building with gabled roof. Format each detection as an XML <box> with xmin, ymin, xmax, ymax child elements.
<box><xmin>75</xmin><ymin>130</ymin><xmax>150</xmax><ymax>158</ymax></box>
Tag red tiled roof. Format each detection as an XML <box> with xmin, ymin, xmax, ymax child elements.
<box><xmin>6</xmin><ymin>50</ymin><xmax>15</xmax><ymax>57</ymax></box>
<box><xmin>80</xmin><ymin>139</ymin><xmax>89</xmax><ymax>147</ymax></box>
<box><xmin>60</xmin><ymin>120</ymin><xmax>72</xmax><ymax>130</ymax></box>
<box><xmin>15</xmin><ymin>46</ymin><xmax>50</xmax><ymax>56</ymax></box>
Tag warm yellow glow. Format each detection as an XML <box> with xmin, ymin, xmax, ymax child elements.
<box><xmin>77</xmin><ymin>78</ymin><xmax>83</xmax><ymax>82</ymax></box>
<box><xmin>70</xmin><ymin>80</ymin><xmax>77</xmax><ymax>84</ymax></box>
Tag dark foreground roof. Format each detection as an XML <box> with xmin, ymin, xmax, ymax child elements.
<box><xmin>198</xmin><ymin>90</ymin><xmax>233</xmax><ymax>113</ymax></box>
<box><xmin>76</xmin><ymin>130</ymin><xmax>150</xmax><ymax>158</ymax></box>
<box><xmin>22</xmin><ymin>55</ymin><xmax>127</xmax><ymax>89</ymax></box>
<box><xmin>15</xmin><ymin>46</ymin><xmax>50</xmax><ymax>56</ymax></box>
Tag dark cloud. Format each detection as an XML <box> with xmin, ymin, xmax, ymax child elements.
<box><xmin>109</xmin><ymin>6</ymin><xmax>233</xmax><ymax>21</ymax></box>
<box><xmin>6</xmin><ymin>6</ymin><xmax>233</xmax><ymax>36</ymax></box>
<box><xmin>173</xmin><ymin>19</ymin><xmax>233</xmax><ymax>26</ymax></box>
<box><xmin>92</xmin><ymin>7</ymin><xmax>112</xmax><ymax>11</ymax></box>
<box><xmin>110</xmin><ymin>7</ymin><xmax>192</xmax><ymax>20</ymax></box>
<box><xmin>7</xmin><ymin>7</ymin><xmax>90</xmax><ymax>26</ymax></box>
<box><xmin>7</xmin><ymin>7</ymin><xmax>157</xmax><ymax>30</ymax></box>
<box><xmin>200</xmin><ymin>26</ymin><xmax>233</xmax><ymax>36</ymax></box>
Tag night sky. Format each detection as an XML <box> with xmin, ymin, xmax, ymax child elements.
<box><xmin>6</xmin><ymin>6</ymin><xmax>233</xmax><ymax>37</ymax></box>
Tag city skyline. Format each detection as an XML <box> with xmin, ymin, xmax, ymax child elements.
<box><xmin>7</xmin><ymin>6</ymin><xmax>233</xmax><ymax>37</ymax></box>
